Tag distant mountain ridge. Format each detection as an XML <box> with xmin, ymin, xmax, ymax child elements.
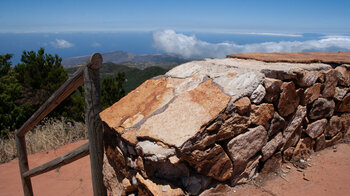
<box><xmin>62</xmin><ymin>51</ymin><xmax>186</xmax><ymax>66</ymax></box>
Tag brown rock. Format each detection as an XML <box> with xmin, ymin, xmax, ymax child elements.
<box><xmin>292</xmin><ymin>137</ymin><xmax>314</xmax><ymax>161</ymax></box>
<box><xmin>233</xmin><ymin>97</ymin><xmax>251</xmax><ymax>115</ymax></box>
<box><xmin>232</xmin><ymin>155</ymin><xmax>262</xmax><ymax>185</ymax></box>
<box><xmin>103</xmin><ymin>155</ymin><xmax>125</xmax><ymax>196</ymax></box>
<box><xmin>315</xmin><ymin>134</ymin><xmax>326</xmax><ymax>152</ymax></box>
<box><xmin>262</xmin><ymin>132</ymin><xmax>283</xmax><ymax>161</ymax></box>
<box><xmin>136</xmin><ymin>156</ymin><xmax>148</xmax><ymax>178</ymax></box>
<box><xmin>296</xmin><ymin>88</ymin><xmax>304</xmax><ymax>101</ymax></box>
<box><xmin>261</xmin><ymin>152</ymin><xmax>282</xmax><ymax>174</ymax></box>
<box><xmin>340</xmin><ymin>113</ymin><xmax>350</xmax><ymax>134</ymax></box>
<box><xmin>217</xmin><ymin>113</ymin><xmax>250</xmax><ymax>140</ymax></box>
<box><xmin>206</xmin><ymin>121</ymin><xmax>221</xmax><ymax>132</ymax></box>
<box><xmin>283</xmin><ymin>106</ymin><xmax>307</xmax><ymax>148</ymax></box>
<box><xmin>322</xmin><ymin>69</ymin><xmax>339</xmax><ymax>98</ymax></box>
<box><xmin>304</xmin><ymin>119</ymin><xmax>328</xmax><ymax>139</ymax></box>
<box><xmin>337</xmin><ymin>93</ymin><xmax>350</xmax><ymax>112</ymax></box>
<box><xmin>105</xmin><ymin>145</ymin><xmax>129</xmax><ymax>178</ymax></box>
<box><xmin>283</xmin><ymin>147</ymin><xmax>295</xmax><ymax>162</ymax></box>
<box><xmin>227</xmin><ymin>126</ymin><xmax>267</xmax><ymax>175</ymax></box>
<box><xmin>318</xmin><ymin>72</ymin><xmax>325</xmax><ymax>83</ymax></box>
<box><xmin>264</xmin><ymin>78</ymin><xmax>282</xmax><ymax>102</ymax></box>
<box><xmin>345</xmin><ymin>129</ymin><xmax>350</xmax><ymax>142</ymax></box>
<box><xmin>296</xmin><ymin>70</ymin><xmax>319</xmax><ymax>87</ymax></box>
<box><xmin>264</xmin><ymin>93</ymin><xmax>277</xmax><ymax>103</ymax></box>
<box><xmin>302</xmin><ymin>83</ymin><xmax>322</xmax><ymax>105</ymax></box>
<box><xmin>278</xmin><ymin>82</ymin><xmax>300</xmax><ymax>117</ymax></box>
<box><xmin>137</xmin><ymin>79</ymin><xmax>230</xmax><ymax>148</ymax></box>
<box><xmin>190</xmin><ymin>114</ymin><xmax>249</xmax><ymax>150</ymax></box>
<box><xmin>284</xmin><ymin>127</ymin><xmax>302</xmax><ymax>150</ymax></box>
<box><xmin>309</xmin><ymin>98</ymin><xmax>335</xmax><ymax>120</ymax></box>
<box><xmin>268</xmin><ymin>112</ymin><xmax>286</xmax><ymax>137</ymax></box>
<box><xmin>326</xmin><ymin>116</ymin><xmax>342</xmax><ymax>137</ymax></box>
<box><xmin>335</xmin><ymin>65</ymin><xmax>350</xmax><ymax>86</ymax></box>
<box><xmin>250</xmin><ymin>103</ymin><xmax>274</xmax><ymax>125</ymax></box>
<box><xmin>122</xmin><ymin>178</ymin><xmax>137</xmax><ymax>193</ymax></box>
<box><xmin>264</xmin><ymin>78</ymin><xmax>282</xmax><ymax>94</ymax></box>
<box><xmin>315</xmin><ymin>132</ymin><xmax>344</xmax><ymax>152</ymax></box>
<box><xmin>326</xmin><ymin>132</ymin><xmax>343</xmax><ymax>147</ymax></box>
<box><xmin>183</xmin><ymin>144</ymin><xmax>233</xmax><ymax>181</ymax></box>
<box><xmin>334</xmin><ymin>87</ymin><xmax>349</xmax><ymax>101</ymax></box>
<box><xmin>136</xmin><ymin>173</ymin><xmax>185</xmax><ymax>196</ymax></box>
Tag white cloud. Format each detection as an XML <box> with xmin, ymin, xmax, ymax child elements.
<box><xmin>321</xmin><ymin>35</ymin><xmax>350</xmax><ymax>39</ymax></box>
<box><xmin>51</xmin><ymin>39</ymin><xmax>74</xmax><ymax>48</ymax></box>
<box><xmin>153</xmin><ymin>30</ymin><xmax>350</xmax><ymax>59</ymax></box>
<box><xmin>91</xmin><ymin>42</ymin><xmax>101</xmax><ymax>47</ymax></box>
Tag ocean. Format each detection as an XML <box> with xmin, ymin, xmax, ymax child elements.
<box><xmin>0</xmin><ymin>31</ymin><xmax>349</xmax><ymax>65</ymax></box>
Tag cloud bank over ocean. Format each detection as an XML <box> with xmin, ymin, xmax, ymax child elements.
<box><xmin>50</xmin><ymin>39</ymin><xmax>74</xmax><ymax>48</ymax></box>
<box><xmin>153</xmin><ymin>30</ymin><xmax>350</xmax><ymax>59</ymax></box>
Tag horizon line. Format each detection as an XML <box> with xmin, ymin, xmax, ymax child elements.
<box><xmin>1</xmin><ymin>28</ymin><xmax>349</xmax><ymax>37</ymax></box>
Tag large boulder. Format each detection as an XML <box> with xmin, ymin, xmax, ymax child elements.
<box><xmin>99</xmin><ymin>56</ymin><xmax>349</xmax><ymax>195</ymax></box>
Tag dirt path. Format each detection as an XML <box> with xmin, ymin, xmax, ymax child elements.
<box><xmin>203</xmin><ymin>143</ymin><xmax>350</xmax><ymax>196</ymax></box>
<box><xmin>1</xmin><ymin>141</ymin><xmax>349</xmax><ymax>196</ymax></box>
<box><xmin>0</xmin><ymin>140</ymin><xmax>92</xmax><ymax>196</ymax></box>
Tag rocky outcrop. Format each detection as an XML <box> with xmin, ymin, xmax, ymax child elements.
<box><xmin>100</xmin><ymin>55</ymin><xmax>350</xmax><ymax>195</ymax></box>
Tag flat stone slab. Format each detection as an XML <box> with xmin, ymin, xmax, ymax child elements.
<box><xmin>137</xmin><ymin>79</ymin><xmax>230</xmax><ymax>147</ymax></box>
<box><xmin>100</xmin><ymin>78</ymin><xmax>174</xmax><ymax>134</ymax></box>
<box><xmin>227</xmin><ymin>52</ymin><xmax>350</xmax><ymax>64</ymax></box>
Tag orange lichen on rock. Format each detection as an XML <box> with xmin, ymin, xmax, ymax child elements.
<box><xmin>136</xmin><ymin>79</ymin><xmax>230</xmax><ymax>147</ymax></box>
<box><xmin>99</xmin><ymin>77</ymin><xmax>174</xmax><ymax>133</ymax></box>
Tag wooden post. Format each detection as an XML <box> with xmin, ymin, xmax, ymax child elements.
<box><xmin>84</xmin><ymin>53</ymin><xmax>107</xmax><ymax>196</ymax></box>
<box><xmin>15</xmin><ymin>135</ymin><xmax>33</xmax><ymax>196</ymax></box>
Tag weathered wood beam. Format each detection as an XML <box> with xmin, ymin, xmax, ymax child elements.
<box><xmin>22</xmin><ymin>142</ymin><xmax>89</xmax><ymax>178</ymax></box>
<box><xmin>15</xmin><ymin>135</ymin><xmax>33</xmax><ymax>196</ymax></box>
<box><xmin>84</xmin><ymin>53</ymin><xmax>107</xmax><ymax>196</ymax></box>
<box><xmin>16</xmin><ymin>66</ymin><xmax>85</xmax><ymax>137</ymax></box>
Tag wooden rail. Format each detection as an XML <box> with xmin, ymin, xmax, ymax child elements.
<box><xmin>22</xmin><ymin>142</ymin><xmax>89</xmax><ymax>178</ymax></box>
<box><xmin>16</xmin><ymin>67</ymin><xmax>84</xmax><ymax>137</ymax></box>
<box><xmin>15</xmin><ymin>53</ymin><xmax>107</xmax><ymax>196</ymax></box>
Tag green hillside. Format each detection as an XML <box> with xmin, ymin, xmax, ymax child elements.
<box><xmin>66</xmin><ymin>62</ymin><xmax>172</xmax><ymax>94</ymax></box>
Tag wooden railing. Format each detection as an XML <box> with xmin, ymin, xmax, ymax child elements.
<box><xmin>15</xmin><ymin>53</ymin><xmax>107</xmax><ymax>196</ymax></box>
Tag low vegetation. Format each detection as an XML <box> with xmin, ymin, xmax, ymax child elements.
<box><xmin>0</xmin><ymin>49</ymin><xmax>85</xmax><ymax>137</ymax></box>
<box><xmin>0</xmin><ymin>49</ymin><xmax>128</xmax><ymax>138</ymax></box>
<box><xmin>0</xmin><ymin>118</ymin><xmax>87</xmax><ymax>164</ymax></box>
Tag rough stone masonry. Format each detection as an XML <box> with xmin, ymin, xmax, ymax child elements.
<box><xmin>99</xmin><ymin>52</ymin><xmax>350</xmax><ymax>195</ymax></box>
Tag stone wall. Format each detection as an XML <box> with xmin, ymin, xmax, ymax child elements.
<box><xmin>100</xmin><ymin>56</ymin><xmax>350</xmax><ymax>196</ymax></box>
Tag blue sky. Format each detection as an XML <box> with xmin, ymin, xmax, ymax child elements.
<box><xmin>1</xmin><ymin>0</ymin><xmax>349</xmax><ymax>34</ymax></box>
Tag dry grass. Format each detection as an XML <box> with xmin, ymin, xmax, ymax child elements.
<box><xmin>0</xmin><ymin>118</ymin><xmax>87</xmax><ymax>164</ymax></box>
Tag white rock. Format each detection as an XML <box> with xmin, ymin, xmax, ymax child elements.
<box><xmin>250</xmin><ymin>84</ymin><xmax>266</xmax><ymax>104</ymax></box>
<box><xmin>136</xmin><ymin>141</ymin><xmax>175</xmax><ymax>161</ymax></box>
